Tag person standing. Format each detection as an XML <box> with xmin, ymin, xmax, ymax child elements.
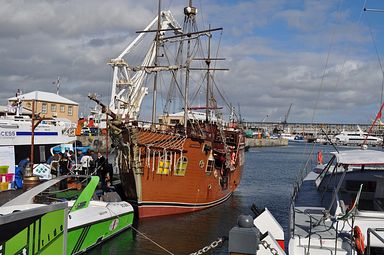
<box><xmin>18</xmin><ymin>157</ymin><xmax>30</xmax><ymax>176</ymax></box>
<box><xmin>80</xmin><ymin>150</ymin><xmax>93</xmax><ymax>175</ymax></box>
<box><xmin>59</xmin><ymin>154</ymin><xmax>70</xmax><ymax>190</ymax></box>
<box><xmin>95</xmin><ymin>152</ymin><xmax>106</xmax><ymax>190</ymax></box>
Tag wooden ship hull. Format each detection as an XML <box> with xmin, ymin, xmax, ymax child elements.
<box><xmin>117</xmin><ymin>125</ymin><xmax>245</xmax><ymax>218</ymax></box>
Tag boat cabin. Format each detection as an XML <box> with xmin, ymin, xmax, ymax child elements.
<box><xmin>316</xmin><ymin>150</ymin><xmax>384</xmax><ymax>213</ymax></box>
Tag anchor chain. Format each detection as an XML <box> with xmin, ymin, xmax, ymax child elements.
<box><xmin>261</xmin><ymin>239</ymin><xmax>279</xmax><ymax>255</ymax></box>
<box><xmin>189</xmin><ymin>236</ymin><xmax>227</xmax><ymax>255</ymax></box>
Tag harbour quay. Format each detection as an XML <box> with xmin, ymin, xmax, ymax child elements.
<box><xmin>243</xmin><ymin>121</ymin><xmax>384</xmax><ymax>141</ymax></box>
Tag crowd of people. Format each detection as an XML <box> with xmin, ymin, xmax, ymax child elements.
<box><xmin>47</xmin><ymin>149</ymin><xmax>113</xmax><ymax>191</ymax></box>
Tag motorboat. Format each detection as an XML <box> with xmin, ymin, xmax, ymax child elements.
<box><xmin>335</xmin><ymin>126</ymin><xmax>382</xmax><ymax>146</ymax></box>
<box><xmin>0</xmin><ymin>176</ymin><xmax>134</xmax><ymax>254</ymax></box>
<box><xmin>252</xmin><ymin>149</ymin><xmax>384</xmax><ymax>254</ymax></box>
<box><xmin>0</xmin><ymin>113</ymin><xmax>76</xmax><ymax>164</ymax></box>
<box><xmin>287</xmin><ymin>149</ymin><xmax>384</xmax><ymax>254</ymax></box>
<box><xmin>281</xmin><ymin>133</ymin><xmax>306</xmax><ymax>143</ymax></box>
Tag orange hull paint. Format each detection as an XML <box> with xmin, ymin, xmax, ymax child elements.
<box><xmin>119</xmin><ymin>127</ymin><xmax>245</xmax><ymax>218</ymax></box>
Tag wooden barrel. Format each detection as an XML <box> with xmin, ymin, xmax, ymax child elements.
<box><xmin>23</xmin><ymin>176</ymin><xmax>40</xmax><ymax>191</ymax></box>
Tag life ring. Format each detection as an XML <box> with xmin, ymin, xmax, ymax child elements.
<box><xmin>353</xmin><ymin>226</ymin><xmax>365</xmax><ymax>255</ymax></box>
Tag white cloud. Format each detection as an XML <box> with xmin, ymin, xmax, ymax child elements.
<box><xmin>0</xmin><ymin>0</ymin><xmax>383</xmax><ymax>124</ymax></box>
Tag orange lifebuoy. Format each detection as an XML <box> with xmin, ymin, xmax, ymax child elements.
<box><xmin>353</xmin><ymin>226</ymin><xmax>365</xmax><ymax>255</ymax></box>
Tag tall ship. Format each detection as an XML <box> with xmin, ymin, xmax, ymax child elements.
<box><xmin>91</xmin><ymin>1</ymin><xmax>245</xmax><ymax>218</ymax></box>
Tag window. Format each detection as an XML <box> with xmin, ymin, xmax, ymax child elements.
<box><xmin>51</xmin><ymin>104</ymin><xmax>57</xmax><ymax>112</ymax></box>
<box><xmin>157</xmin><ymin>155</ymin><xmax>170</xmax><ymax>175</ymax></box>
<box><xmin>175</xmin><ymin>156</ymin><xmax>188</xmax><ymax>176</ymax></box>
<box><xmin>68</xmin><ymin>106</ymin><xmax>73</xmax><ymax>116</ymax></box>
<box><xmin>42</xmin><ymin>103</ymin><xmax>47</xmax><ymax>114</ymax></box>
<box><xmin>206</xmin><ymin>159</ymin><xmax>214</xmax><ymax>173</ymax></box>
<box><xmin>60</xmin><ymin>105</ymin><xmax>65</xmax><ymax>112</ymax></box>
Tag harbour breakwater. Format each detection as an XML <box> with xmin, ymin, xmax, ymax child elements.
<box><xmin>245</xmin><ymin>138</ymin><xmax>288</xmax><ymax>147</ymax></box>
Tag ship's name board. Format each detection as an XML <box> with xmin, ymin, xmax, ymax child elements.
<box><xmin>0</xmin><ymin>131</ymin><xmax>16</xmax><ymax>137</ymax></box>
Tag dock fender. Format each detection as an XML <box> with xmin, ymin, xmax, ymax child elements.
<box><xmin>253</xmin><ymin>207</ymin><xmax>285</xmax><ymax>250</ymax></box>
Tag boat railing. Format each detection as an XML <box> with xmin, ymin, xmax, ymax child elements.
<box><xmin>367</xmin><ymin>228</ymin><xmax>384</xmax><ymax>255</ymax></box>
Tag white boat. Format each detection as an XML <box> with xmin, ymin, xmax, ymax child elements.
<box><xmin>1</xmin><ymin>176</ymin><xmax>134</xmax><ymax>254</ymax></box>
<box><xmin>335</xmin><ymin>125</ymin><xmax>382</xmax><ymax>146</ymax></box>
<box><xmin>0</xmin><ymin>113</ymin><xmax>76</xmax><ymax>163</ymax></box>
<box><xmin>288</xmin><ymin>149</ymin><xmax>384</xmax><ymax>254</ymax></box>
<box><xmin>252</xmin><ymin>149</ymin><xmax>384</xmax><ymax>254</ymax></box>
<box><xmin>281</xmin><ymin>133</ymin><xmax>306</xmax><ymax>142</ymax></box>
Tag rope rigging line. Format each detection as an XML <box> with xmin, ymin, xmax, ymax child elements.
<box><xmin>130</xmin><ymin>225</ymin><xmax>175</xmax><ymax>255</ymax></box>
<box><xmin>365</xmin><ymin>12</ymin><xmax>384</xmax><ymax>106</ymax></box>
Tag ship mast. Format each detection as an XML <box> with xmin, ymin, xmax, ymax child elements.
<box><xmin>183</xmin><ymin>1</ymin><xmax>197</xmax><ymax>130</ymax></box>
<box><xmin>206</xmin><ymin>26</ymin><xmax>211</xmax><ymax>122</ymax></box>
<box><xmin>152</xmin><ymin>0</ymin><xmax>162</xmax><ymax>124</ymax></box>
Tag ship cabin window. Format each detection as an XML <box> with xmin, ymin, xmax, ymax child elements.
<box><xmin>206</xmin><ymin>159</ymin><xmax>214</xmax><ymax>173</ymax></box>
<box><xmin>60</xmin><ymin>105</ymin><xmax>65</xmax><ymax>112</ymax></box>
<box><xmin>26</xmin><ymin>102</ymin><xmax>32</xmax><ymax>109</ymax></box>
<box><xmin>68</xmin><ymin>106</ymin><xmax>73</xmax><ymax>116</ymax></box>
<box><xmin>42</xmin><ymin>103</ymin><xmax>47</xmax><ymax>114</ymax></box>
<box><xmin>170</xmin><ymin>119</ymin><xmax>180</xmax><ymax>125</ymax></box>
<box><xmin>157</xmin><ymin>155</ymin><xmax>171</xmax><ymax>175</ymax></box>
<box><xmin>175</xmin><ymin>156</ymin><xmax>188</xmax><ymax>176</ymax></box>
<box><xmin>51</xmin><ymin>104</ymin><xmax>57</xmax><ymax>112</ymax></box>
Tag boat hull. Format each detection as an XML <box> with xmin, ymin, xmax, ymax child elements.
<box><xmin>67</xmin><ymin>210</ymin><xmax>134</xmax><ymax>254</ymax></box>
<box><xmin>118</xmin><ymin>127</ymin><xmax>245</xmax><ymax>218</ymax></box>
<box><xmin>136</xmin><ymin>191</ymin><xmax>233</xmax><ymax>218</ymax></box>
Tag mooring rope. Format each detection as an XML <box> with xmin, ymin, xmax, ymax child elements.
<box><xmin>130</xmin><ymin>225</ymin><xmax>175</xmax><ymax>255</ymax></box>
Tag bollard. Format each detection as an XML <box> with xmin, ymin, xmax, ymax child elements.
<box><xmin>229</xmin><ymin>214</ymin><xmax>260</xmax><ymax>255</ymax></box>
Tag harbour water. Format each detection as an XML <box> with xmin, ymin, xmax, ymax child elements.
<box><xmin>88</xmin><ymin>143</ymin><xmax>334</xmax><ymax>254</ymax></box>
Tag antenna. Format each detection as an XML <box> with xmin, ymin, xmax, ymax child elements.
<box><xmin>52</xmin><ymin>77</ymin><xmax>60</xmax><ymax>95</ymax></box>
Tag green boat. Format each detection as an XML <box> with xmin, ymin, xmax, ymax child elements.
<box><xmin>0</xmin><ymin>176</ymin><xmax>134</xmax><ymax>254</ymax></box>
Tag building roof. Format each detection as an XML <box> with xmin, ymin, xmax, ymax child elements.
<box><xmin>8</xmin><ymin>91</ymin><xmax>78</xmax><ymax>105</ymax></box>
<box><xmin>331</xmin><ymin>149</ymin><xmax>384</xmax><ymax>165</ymax></box>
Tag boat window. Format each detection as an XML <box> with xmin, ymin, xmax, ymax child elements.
<box><xmin>174</xmin><ymin>156</ymin><xmax>188</xmax><ymax>176</ymax></box>
<box><xmin>157</xmin><ymin>155</ymin><xmax>170</xmax><ymax>175</ymax></box>
<box><xmin>346</xmin><ymin>180</ymin><xmax>376</xmax><ymax>193</ymax></box>
<box><xmin>206</xmin><ymin>160</ymin><xmax>214</xmax><ymax>173</ymax></box>
<box><xmin>60</xmin><ymin>105</ymin><xmax>65</xmax><ymax>113</ymax></box>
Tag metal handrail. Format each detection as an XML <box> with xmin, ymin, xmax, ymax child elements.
<box><xmin>304</xmin><ymin>209</ymin><xmax>313</xmax><ymax>255</ymax></box>
<box><xmin>367</xmin><ymin>228</ymin><xmax>384</xmax><ymax>255</ymax></box>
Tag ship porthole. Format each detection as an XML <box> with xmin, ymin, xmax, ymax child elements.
<box><xmin>199</xmin><ymin>160</ymin><xmax>204</xmax><ymax>169</ymax></box>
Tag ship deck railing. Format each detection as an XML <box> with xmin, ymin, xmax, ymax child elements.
<box><xmin>367</xmin><ymin>228</ymin><xmax>384</xmax><ymax>255</ymax></box>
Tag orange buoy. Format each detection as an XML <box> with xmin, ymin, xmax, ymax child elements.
<box><xmin>317</xmin><ymin>151</ymin><xmax>323</xmax><ymax>165</ymax></box>
<box><xmin>353</xmin><ymin>225</ymin><xmax>365</xmax><ymax>255</ymax></box>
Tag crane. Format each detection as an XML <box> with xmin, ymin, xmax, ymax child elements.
<box><xmin>282</xmin><ymin>103</ymin><xmax>293</xmax><ymax>125</ymax></box>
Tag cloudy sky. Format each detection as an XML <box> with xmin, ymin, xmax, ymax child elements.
<box><xmin>1</xmin><ymin>0</ymin><xmax>384</xmax><ymax>124</ymax></box>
